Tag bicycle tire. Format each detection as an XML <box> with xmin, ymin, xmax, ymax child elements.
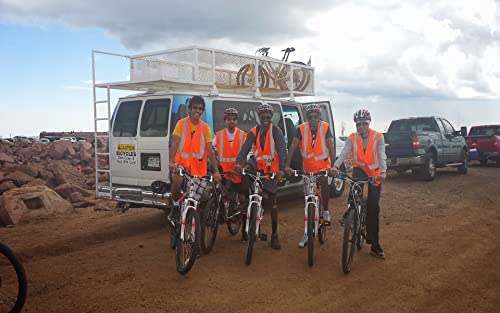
<box><xmin>226</xmin><ymin>194</ymin><xmax>241</xmax><ymax>236</ymax></box>
<box><xmin>175</xmin><ymin>208</ymin><xmax>200</xmax><ymax>275</ymax></box>
<box><xmin>169</xmin><ymin>225</ymin><xmax>176</xmax><ymax>250</ymax></box>
<box><xmin>291</xmin><ymin>61</ymin><xmax>311</xmax><ymax>92</ymax></box>
<box><xmin>318</xmin><ymin>193</ymin><xmax>326</xmax><ymax>244</ymax></box>
<box><xmin>342</xmin><ymin>209</ymin><xmax>357</xmax><ymax>274</ymax></box>
<box><xmin>307</xmin><ymin>203</ymin><xmax>315</xmax><ymax>267</ymax></box>
<box><xmin>0</xmin><ymin>243</ymin><xmax>27</xmax><ymax>313</ymax></box>
<box><xmin>246</xmin><ymin>203</ymin><xmax>258</xmax><ymax>265</ymax></box>
<box><xmin>200</xmin><ymin>197</ymin><xmax>219</xmax><ymax>254</ymax></box>
<box><xmin>236</xmin><ymin>64</ymin><xmax>269</xmax><ymax>88</ymax></box>
<box><xmin>357</xmin><ymin>199</ymin><xmax>367</xmax><ymax>250</ymax></box>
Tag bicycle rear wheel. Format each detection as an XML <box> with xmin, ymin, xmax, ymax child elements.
<box><xmin>200</xmin><ymin>197</ymin><xmax>219</xmax><ymax>254</ymax></box>
<box><xmin>307</xmin><ymin>204</ymin><xmax>315</xmax><ymax>267</ymax></box>
<box><xmin>342</xmin><ymin>209</ymin><xmax>357</xmax><ymax>274</ymax></box>
<box><xmin>246</xmin><ymin>203</ymin><xmax>258</xmax><ymax>265</ymax></box>
<box><xmin>236</xmin><ymin>64</ymin><xmax>269</xmax><ymax>88</ymax></box>
<box><xmin>226</xmin><ymin>193</ymin><xmax>241</xmax><ymax>236</ymax></box>
<box><xmin>176</xmin><ymin>208</ymin><xmax>200</xmax><ymax>275</ymax></box>
<box><xmin>0</xmin><ymin>243</ymin><xmax>27</xmax><ymax>313</ymax></box>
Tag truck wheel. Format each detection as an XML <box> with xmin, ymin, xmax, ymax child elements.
<box><xmin>420</xmin><ymin>151</ymin><xmax>436</xmax><ymax>181</ymax></box>
<box><xmin>458</xmin><ymin>150</ymin><xmax>468</xmax><ymax>174</ymax></box>
<box><xmin>396</xmin><ymin>168</ymin><xmax>407</xmax><ymax>175</ymax></box>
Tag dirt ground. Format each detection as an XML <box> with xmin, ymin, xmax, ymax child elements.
<box><xmin>1</xmin><ymin>165</ymin><xmax>499</xmax><ymax>313</ymax></box>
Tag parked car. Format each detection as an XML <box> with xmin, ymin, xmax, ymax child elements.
<box><xmin>59</xmin><ymin>137</ymin><xmax>77</xmax><ymax>143</ymax></box>
<box><xmin>466</xmin><ymin>125</ymin><xmax>500</xmax><ymax>165</ymax></box>
<box><xmin>40</xmin><ymin>137</ymin><xmax>51</xmax><ymax>143</ymax></box>
<box><xmin>76</xmin><ymin>137</ymin><xmax>88</xmax><ymax>142</ymax></box>
<box><xmin>13</xmin><ymin>136</ymin><xmax>32</xmax><ymax>143</ymax></box>
<box><xmin>384</xmin><ymin>116</ymin><xmax>468</xmax><ymax>181</ymax></box>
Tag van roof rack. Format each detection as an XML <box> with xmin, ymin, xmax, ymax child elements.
<box><xmin>91</xmin><ymin>46</ymin><xmax>315</xmax><ymax>99</ymax></box>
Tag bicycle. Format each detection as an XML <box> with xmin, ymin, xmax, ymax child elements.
<box><xmin>236</xmin><ymin>47</ymin><xmax>311</xmax><ymax>91</ymax></box>
<box><xmin>336</xmin><ymin>172</ymin><xmax>375</xmax><ymax>274</ymax></box>
<box><xmin>292</xmin><ymin>170</ymin><xmax>329</xmax><ymax>267</ymax></box>
<box><xmin>168</xmin><ymin>168</ymin><xmax>212</xmax><ymax>275</ymax></box>
<box><xmin>200</xmin><ymin>172</ymin><xmax>243</xmax><ymax>254</ymax></box>
<box><xmin>242</xmin><ymin>168</ymin><xmax>275</xmax><ymax>265</ymax></box>
<box><xmin>0</xmin><ymin>243</ymin><xmax>27</xmax><ymax>313</ymax></box>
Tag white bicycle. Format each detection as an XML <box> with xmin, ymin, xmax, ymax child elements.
<box><xmin>242</xmin><ymin>168</ymin><xmax>275</xmax><ymax>265</ymax></box>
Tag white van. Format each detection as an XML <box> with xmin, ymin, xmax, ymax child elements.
<box><xmin>91</xmin><ymin>47</ymin><xmax>345</xmax><ymax>207</ymax></box>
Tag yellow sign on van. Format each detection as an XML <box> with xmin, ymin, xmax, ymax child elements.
<box><xmin>117</xmin><ymin>144</ymin><xmax>136</xmax><ymax>151</ymax></box>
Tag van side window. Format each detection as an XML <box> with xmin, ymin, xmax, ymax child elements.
<box><xmin>112</xmin><ymin>100</ymin><xmax>142</xmax><ymax>137</ymax></box>
<box><xmin>212</xmin><ymin>100</ymin><xmax>283</xmax><ymax>134</ymax></box>
<box><xmin>140</xmin><ymin>99</ymin><xmax>171</xmax><ymax>137</ymax></box>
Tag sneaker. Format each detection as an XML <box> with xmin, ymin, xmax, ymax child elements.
<box><xmin>271</xmin><ymin>234</ymin><xmax>281</xmax><ymax>250</ymax></box>
<box><xmin>323</xmin><ymin>210</ymin><xmax>331</xmax><ymax>225</ymax></box>
<box><xmin>298</xmin><ymin>234</ymin><xmax>308</xmax><ymax>248</ymax></box>
<box><xmin>370</xmin><ymin>244</ymin><xmax>385</xmax><ymax>259</ymax></box>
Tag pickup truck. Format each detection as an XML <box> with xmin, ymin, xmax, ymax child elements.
<box><xmin>466</xmin><ymin>125</ymin><xmax>500</xmax><ymax>165</ymax></box>
<box><xmin>384</xmin><ymin>116</ymin><xmax>468</xmax><ymax>181</ymax></box>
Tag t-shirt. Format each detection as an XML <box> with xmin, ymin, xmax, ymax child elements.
<box><xmin>295</xmin><ymin>123</ymin><xmax>333</xmax><ymax>148</ymax></box>
<box><xmin>212</xmin><ymin>128</ymin><xmax>237</xmax><ymax>148</ymax></box>
<box><xmin>172</xmin><ymin>118</ymin><xmax>213</xmax><ymax>143</ymax></box>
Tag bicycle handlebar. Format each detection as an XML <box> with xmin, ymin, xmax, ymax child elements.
<box><xmin>242</xmin><ymin>168</ymin><xmax>276</xmax><ymax>180</ymax></box>
<box><xmin>336</xmin><ymin>171</ymin><xmax>375</xmax><ymax>185</ymax></box>
<box><xmin>178</xmin><ymin>168</ymin><xmax>213</xmax><ymax>182</ymax></box>
<box><xmin>293</xmin><ymin>169</ymin><xmax>328</xmax><ymax>178</ymax></box>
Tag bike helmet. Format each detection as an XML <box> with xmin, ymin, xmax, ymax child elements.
<box><xmin>257</xmin><ymin>103</ymin><xmax>274</xmax><ymax>115</ymax></box>
<box><xmin>353</xmin><ymin>109</ymin><xmax>371</xmax><ymax>124</ymax></box>
<box><xmin>223</xmin><ymin>107</ymin><xmax>238</xmax><ymax>119</ymax></box>
<box><xmin>305</xmin><ymin>103</ymin><xmax>321</xmax><ymax>114</ymax></box>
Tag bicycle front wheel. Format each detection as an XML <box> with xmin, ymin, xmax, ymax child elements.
<box><xmin>307</xmin><ymin>204</ymin><xmax>315</xmax><ymax>267</ymax></box>
<box><xmin>227</xmin><ymin>193</ymin><xmax>242</xmax><ymax>236</ymax></box>
<box><xmin>176</xmin><ymin>208</ymin><xmax>200</xmax><ymax>275</ymax></box>
<box><xmin>0</xmin><ymin>243</ymin><xmax>27</xmax><ymax>313</ymax></box>
<box><xmin>342</xmin><ymin>209</ymin><xmax>357</xmax><ymax>274</ymax></box>
<box><xmin>357</xmin><ymin>200</ymin><xmax>367</xmax><ymax>251</ymax></box>
<box><xmin>200</xmin><ymin>197</ymin><xmax>219</xmax><ymax>254</ymax></box>
<box><xmin>246</xmin><ymin>203</ymin><xmax>258</xmax><ymax>265</ymax></box>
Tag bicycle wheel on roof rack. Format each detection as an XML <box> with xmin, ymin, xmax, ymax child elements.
<box><xmin>236</xmin><ymin>64</ymin><xmax>269</xmax><ymax>89</ymax></box>
<box><xmin>277</xmin><ymin>61</ymin><xmax>311</xmax><ymax>92</ymax></box>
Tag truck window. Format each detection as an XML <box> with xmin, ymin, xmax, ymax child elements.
<box><xmin>212</xmin><ymin>100</ymin><xmax>283</xmax><ymax>134</ymax></box>
<box><xmin>140</xmin><ymin>98</ymin><xmax>171</xmax><ymax>137</ymax></box>
<box><xmin>388</xmin><ymin>118</ymin><xmax>439</xmax><ymax>132</ymax></box>
<box><xmin>112</xmin><ymin>100</ymin><xmax>142</xmax><ymax>137</ymax></box>
<box><xmin>441</xmin><ymin>119</ymin><xmax>455</xmax><ymax>134</ymax></box>
<box><xmin>469</xmin><ymin>126</ymin><xmax>500</xmax><ymax>136</ymax></box>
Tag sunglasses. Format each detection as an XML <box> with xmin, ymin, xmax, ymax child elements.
<box><xmin>191</xmin><ymin>106</ymin><xmax>204</xmax><ymax>111</ymax></box>
<box><xmin>259</xmin><ymin>115</ymin><xmax>272</xmax><ymax>121</ymax></box>
<box><xmin>226</xmin><ymin>117</ymin><xmax>238</xmax><ymax>121</ymax></box>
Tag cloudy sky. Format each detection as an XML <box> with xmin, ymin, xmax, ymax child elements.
<box><xmin>1</xmin><ymin>0</ymin><xmax>500</xmax><ymax>138</ymax></box>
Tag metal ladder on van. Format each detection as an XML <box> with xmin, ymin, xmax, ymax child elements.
<box><xmin>92</xmin><ymin>50</ymin><xmax>112</xmax><ymax>199</ymax></box>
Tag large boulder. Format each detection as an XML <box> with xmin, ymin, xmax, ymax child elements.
<box><xmin>3</xmin><ymin>164</ymin><xmax>39</xmax><ymax>178</ymax></box>
<box><xmin>54</xmin><ymin>183</ymin><xmax>91</xmax><ymax>199</ymax></box>
<box><xmin>24</xmin><ymin>179</ymin><xmax>47</xmax><ymax>187</ymax></box>
<box><xmin>79</xmin><ymin>141</ymin><xmax>93</xmax><ymax>152</ymax></box>
<box><xmin>80</xmin><ymin>149</ymin><xmax>93</xmax><ymax>164</ymax></box>
<box><xmin>0</xmin><ymin>152</ymin><xmax>15</xmax><ymax>163</ymax></box>
<box><xmin>48</xmin><ymin>161</ymin><xmax>86</xmax><ymax>187</ymax></box>
<box><xmin>49</xmin><ymin>141</ymin><xmax>73</xmax><ymax>160</ymax></box>
<box><xmin>0</xmin><ymin>185</ymin><xmax>73</xmax><ymax>226</ymax></box>
<box><xmin>0</xmin><ymin>181</ymin><xmax>16</xmax><ymax>195</ymax></box>
<box><xmin>4</xmin><ymin>171</ymin><xmax>35</xmax><ymax>187</ymax></box>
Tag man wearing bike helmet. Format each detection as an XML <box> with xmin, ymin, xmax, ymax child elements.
<box><xmin>234</xmin><ymin>103</ymin><xmax>287</xmax><ymax>250</ymax></box>
<box><xmin>169</xmin><ymin>96</ymin><xmax>222</xmax><ymax>222</ymax></box>
<box><xmin>213</xmin><ymin>108</ymin><xmax>248</xmax><ymax>240</ymax></box>
<box><xmin>331</xmin><ymin>109</ymin><xmax>387</xmax><ymax>259</ymax></box>
<box><xmin>284</xmin><ymin>103</ymin><xmax>337</xmax><ymax>248</ymax></box>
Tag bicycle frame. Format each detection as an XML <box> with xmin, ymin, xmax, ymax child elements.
<box><xmin>243</xmin><ymin>169</ymin><xmax>275</xmax><ymax>236</ymax></box>
<box><xmin>295</xmin><ymin>170</ymin><xmax>327</xmax><ymax>237</ymax></box>
<box><xmin>178</xmin><ymin>170</ymin><xmax>213</xmax><ymax>241</ymax></box>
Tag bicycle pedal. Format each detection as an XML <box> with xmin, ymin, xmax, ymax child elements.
<box><xmin>260</xmin><ymin>234</ymin><xmax>268</xmax><ymax>241</ymax></box>
<box><xmin>323</xmin><ymin>221</ymin><xmax>331</xmax><ymax>226</ymax></box>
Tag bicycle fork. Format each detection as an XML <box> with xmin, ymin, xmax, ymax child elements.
<box><xmin>304</xmin><ymin>195</ymin><xmax>319</xmax><ymax>237</ymax></box>
<box><xmin>246</xmin><ymin>194</ymin><xmax>263</xmax><ymax>236</ymax></box>
<box><xmin>180</xmin><ymin>199</ymin><xmax>198</xmax><ymax>241</ymax></box>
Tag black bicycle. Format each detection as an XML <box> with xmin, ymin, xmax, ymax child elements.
<box><xmin>200</xmin><ymin>172</ymin><xmax>242</xmax><ymax>254</ymax></box>
<box><xmin>337</xmin><ymin>172</ymin><xmax>375</xmax><ymax>274</ymax></box>
<box><xmin>0</xmin><ymin>243</ymin><xmax>27</xmax><ymax>313</ymax></box>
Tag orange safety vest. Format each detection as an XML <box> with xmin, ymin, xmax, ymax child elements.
<box><xmin>250</xmin><ymin>125</ymin><xmax>279</xmax><ymax>173</ymax></box>
<box><xmin>174</xmin><ymin>117</ymin><xmax>211</xmax><ymax>176</ymax></box>
<box><xmin>350</xmin><ymin>128</ymin><xmax>383</xmax><ymax>186</ymax></box>
<box><xmin>299</xmin><ymin>121</ymin><xmax>331</xmax><ymax>173</ymax></box>
<box><xmin>216</xmin><ymin>127</ymin><xmax>247</xmax><ymax>183</ymax></box>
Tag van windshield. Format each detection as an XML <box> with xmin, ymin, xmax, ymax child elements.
<box><xmin>212</xmin><ymin>100</ymin><xmax>284</xmax><ymax>134</ymax></box>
